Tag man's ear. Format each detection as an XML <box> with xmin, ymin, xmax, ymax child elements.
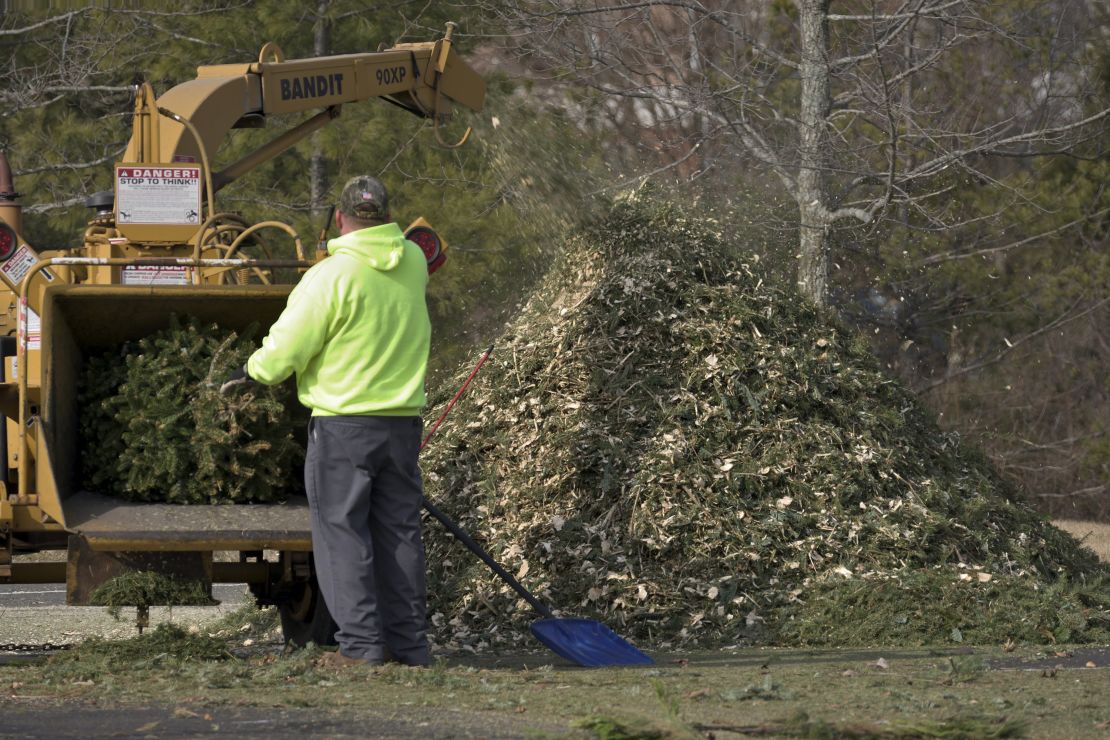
<box><xmin>335</xmin><ymin>209</ymin><xmax>345</xmax><ymax>232</ymax></box>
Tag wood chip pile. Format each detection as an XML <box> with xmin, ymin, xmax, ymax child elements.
<box><xmin>78</xmin><ymin>317</ymin><xmax>305</xmax><ymax>504</ymax></box>
<box><xmin>421</xmin><ymin>192</ymin><xmax>1107</xmax><ymax>650</ymax></box>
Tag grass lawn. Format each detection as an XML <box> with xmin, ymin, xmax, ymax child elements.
<box><xmin>1053</xmin><ymin>520</ymin><xmax>1110</xmax><ymax>563</ymax></box>
<box><xmin>2</xmin><ymin>615</ymin><xmax>1107</xmax><ymax>739</ymax></box>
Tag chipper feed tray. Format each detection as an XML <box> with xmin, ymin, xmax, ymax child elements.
<box><xmin>39</xmin><ymin>283</ymin><xmax>312</xmax><ymax>553</ymax></box>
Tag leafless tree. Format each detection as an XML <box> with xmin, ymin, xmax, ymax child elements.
<box><xmin>481</xmin><ymin>1</ymin><xmax>1109</xmax><ymax>305</ymax></box>
<box><xmin>0</xmin><ymin>5</ymin><xmax>255</xmax><ymax>215</ymax></box>
<box><xmin>310</xmin><ymin>0</ymin><xmax>334</xmax><ymax>224</ymax></box>
<box><xmin>0</xmin><ymin>2</ymin><xmax>341</xmax><ymax>217</ymax></box>
<box><xmin>0</xmin><ymin>9</ymin><xmax>132</xmax><ymax>115</ymax></box>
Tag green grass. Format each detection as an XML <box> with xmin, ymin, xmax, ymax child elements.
<box><xmin>775</xmin><ymin>569</ymin><xmax>1110</xmax><ymax>647</ymax></box>
<box><xmin>3</xmin><ymin>607</ymin><xmax>1107</xmax><ymax>739</ymax></box>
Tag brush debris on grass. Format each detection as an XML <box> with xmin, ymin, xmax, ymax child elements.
<box><xmin>24</xmin><ymin>620</ymin><xmax>1103</xmax><ymax>738</ymax></box>
<box><xmin>42</xmin><ymin>610</ymin><xmax>275</xmax><ymax>684</ymax></box>
<box><xmin>45</xmin><ymin>604</ymin><xmax>279</xmax><ymax>680</ymax></box>
<box><xmin>88</xmin><ymin>571</ymin><xmax>217</xmax><ymax>619</ymax></box>
<box><xmin>421</xmin><ymin>189</ymin><xmax>1108</xmax><ymax>651</ymax></box>
<box><xmin>78</xmin><ymin>315</ymin><xmax>305</xmax><ymax>504</ymax></box>
<box><xmin>54</xmin><ymin>624</ymin><xmax>233</xmax><ymax>670</ymax></box>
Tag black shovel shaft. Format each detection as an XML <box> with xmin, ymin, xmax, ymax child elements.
<box><xmin>421</xmin><ymin>497</ymin><xmax>555</xmax><ymax>620</ymax></box>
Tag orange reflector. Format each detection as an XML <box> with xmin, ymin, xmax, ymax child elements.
<box><xmin>405</xmin><ymin>225</ymin><xmax>446</xmax><ymax>274</ymax></box>
<box><xmin>0</xmin><ymin>222</ymin><xmax>17</xmax><ymax>262</ymax></box>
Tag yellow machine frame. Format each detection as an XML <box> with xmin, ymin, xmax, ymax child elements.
<box><xmin>0</xmin><ymin>24</ymin><xmax>484</xmax><ymax>633</ymax></box>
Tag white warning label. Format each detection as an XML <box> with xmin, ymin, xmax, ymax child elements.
<box><xmin>121</xmin><ymin>265</ymin><xmax>191</xmax><ymax>286</ymax></box>
<box><xmin>1</xmin><ymin>243</ymin><xmax>52</xmax><ymax>287</ymax></box>
<box><xmin>116</xmin><ymin>165</ymin><xmax>202</xmax><ymax>225</ymax></box>
<box><xmin>18</xmin><ymin>297</ymin><xmax>40</xmax><ymax>351</ymax></box>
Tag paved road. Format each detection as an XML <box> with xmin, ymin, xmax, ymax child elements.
<box><xmin>0</xmin><ymin>583</ymin><xmax>67</xmax><ymax>607</ymax></box>
<box><xmin>0</xmin><ymin>703</ymin><xmax>559</xmax><ymax>739</ymax></box>
<box><xmin>0</xmin><ymin>582</ymin><xmax>254</xmax><ymax>651</ymax></box>
<box><xmin>0</xmin><ymin>582</ymin><xmax>250</xmax><ymax>608</ymax></box>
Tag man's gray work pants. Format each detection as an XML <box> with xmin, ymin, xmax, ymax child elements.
<box><xmin>305</xmin><ymin>416</ymin><xmax>429</xmax><ymax>666</ymax></box>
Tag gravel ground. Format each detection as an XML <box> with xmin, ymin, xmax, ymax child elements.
<box><xmin>0</xmin><ymin>584</ymin><xmax>252</xmax><ymax>647</ymax></box>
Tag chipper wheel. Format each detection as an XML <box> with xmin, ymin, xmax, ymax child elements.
<box><xmin>279</xmin><ymin>573</ymin><xmax>338</xmax><ymax>648</ymax></box>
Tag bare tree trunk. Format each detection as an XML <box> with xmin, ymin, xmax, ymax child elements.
<box><xmin>796</xmin><ymin>0</ymin><xmax>831</xmax><ymax>305</ymax></box>
<box><xmin>309</xmin><ymin>0</ymin><xmax>331</xmax><ymax>218</ymax></box>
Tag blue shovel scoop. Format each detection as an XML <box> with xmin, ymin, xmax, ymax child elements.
<box><xmin>421</xmin><ymin>498</ymin><xmax>653</xmax><ymax>667</ymax></box>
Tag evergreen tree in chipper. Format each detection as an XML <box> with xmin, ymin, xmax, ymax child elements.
<box><xmin>79</xmin><ymin>317</ymin><xmax>305</xmax><ymax>504</ymax></box>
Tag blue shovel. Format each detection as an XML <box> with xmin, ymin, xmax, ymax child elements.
<box><xmin>421</xmin><ymin>346</ymin><xmax>654</xmax><ymax>668</ymax></box>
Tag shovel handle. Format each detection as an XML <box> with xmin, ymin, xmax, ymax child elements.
<box><xmin>420</xmin><ymin>344</ymin><xmax>494</xmax><ymax>452</ymax></box>
<box><xmin>422</xmin><ymin>497</ymin><xmax>555</xmax><ymax>620</ymax></box>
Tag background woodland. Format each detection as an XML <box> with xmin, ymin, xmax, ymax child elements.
<box><xmin>1</xmin><ymin>1</ymin><xmax>1107</xmax><ymax>518</ymax></box>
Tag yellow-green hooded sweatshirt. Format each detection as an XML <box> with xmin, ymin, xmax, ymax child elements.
<box><xmin>247</xmin><ymin>223</ymin><xmax>430</xmax><ymax>416</ymax></box>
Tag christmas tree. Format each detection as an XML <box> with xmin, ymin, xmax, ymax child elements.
<box><xmin>79</xmin><ymin>316</ymin><xmax>306</xmax><ymax>504</ymax></box>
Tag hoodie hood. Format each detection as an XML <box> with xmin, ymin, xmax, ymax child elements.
<box><xmin>326</xmin><ymin>222</ymin><xmax>407</xmax><ymax>271</ymax></box>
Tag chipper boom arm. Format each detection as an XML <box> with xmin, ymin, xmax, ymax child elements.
<box><xmin>123</xmin><ymin>22</ymin><xmax>486</xmax><ymax>190</ymax></box>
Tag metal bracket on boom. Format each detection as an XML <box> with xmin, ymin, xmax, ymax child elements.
<box><xmin>431</xmin><ymin>23</ymin><xmax>473</xmax><ymax>149</ymax></box>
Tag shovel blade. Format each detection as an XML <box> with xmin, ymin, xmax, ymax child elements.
<box><xmin>529</xmin><ymin>618</ymin><xmax>654</xmax><ymax>667</ymax></box>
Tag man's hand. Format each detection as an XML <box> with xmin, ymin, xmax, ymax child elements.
<box><xmin>219</xmin><ymin>365</ymin><xmax>254</xmax><ymax>394</ymax></box>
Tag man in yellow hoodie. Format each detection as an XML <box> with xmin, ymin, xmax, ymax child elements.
<box><xmin>221</xmin><ymin>176</ymin><xmax>431</xmax><ymax>667</ymax></box>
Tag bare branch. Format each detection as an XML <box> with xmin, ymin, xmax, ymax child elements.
<box><xmin>40</xmin><ymin>85</ymin><xmax>134</xmax><ymax>94</ymax></box>
<box><xmin>0</xmin><ymin>9</ymin><xmax>87</xmax><ymax>36</ymax></box>
<box><xmin>902</xmin><ymin>107</ymin><xmax>1110</xmax><ymax>182</ymax></box>
<box><xmin>916</xmin><ymin>296</ymin><xmax>1110</xmax><ymax>394</ymax></box>
<box><xmin>831</xmin><ymin>0</ymin><xmax>936</xmax><ymax>70</ymax></box>
<box><xmin>107</xmin><ymin>5</ymin><xmax>253</xmax><ymax>19</ymax></box>
<box><xmin>920</xmin><ymin>205</ymin><xmax>1110</xmax><ymax>265</ymax></box>
<box><xmin>130</xmin><ymin>18</ymin><xmax>250</xmax><ymax>55</ymax></box>
<box><xmin>24</xmin><ymin>196</ymin><xmax>90</xmax><ymax>214</ymax></box>
<box><xmin>828</xmin><ymin>1</ymin><xmax>965</xmax><ymax>22</ymax></box>
<box><xmin>588</xmin><ymin>129</ymin><xmax>716</xmax><ymax>195</ymax></box>
<box><xmin>513</xmin><ymin>1</ymin><xmax>801</xmax><ymax>70</ymax></box>
<box><xmin>13</xmin><ymin>146</ymin><xmax>126</xmax><ymax>176</ymax></box>
<box><xmin>0</xmin><ymin>94</ymin><xmax>63</xmax><ymax>117</ymax></box>
<box><xmin>864</xmin><ymin>5</ymin><xmax>899</xmax><ymax>224</ymax></box>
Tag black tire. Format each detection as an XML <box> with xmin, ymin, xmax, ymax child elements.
<box><xmin>278</xmin><ymin>576</ymin><xmax>338</xmax><ymax>648</ymax></box>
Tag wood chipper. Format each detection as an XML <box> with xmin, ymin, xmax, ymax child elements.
<box><xmin>0</xmin><ymin>23</ymin><xmax>484</xmax><ymax>645</ymax></box>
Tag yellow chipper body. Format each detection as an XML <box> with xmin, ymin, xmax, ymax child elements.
<box><xmin>0</xmin><ymin>24</ymin><xmax>484</xmax><ymax>642</ymax></box>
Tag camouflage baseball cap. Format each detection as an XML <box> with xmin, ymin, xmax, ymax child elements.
<box><xmin>338</xmin><ymin>175</ymin><xmax>390</xmax><ymax>221</ymax></box>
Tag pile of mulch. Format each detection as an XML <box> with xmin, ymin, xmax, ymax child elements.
<box><xmin>78</xmin><ymin>316</ymin><xmax>305</xmax><ymax>504</ymax></box>
<box><xmin>421</xmin><ymin>190</ymin><xmax>1108</xmax><ymax>650</ymax></box>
